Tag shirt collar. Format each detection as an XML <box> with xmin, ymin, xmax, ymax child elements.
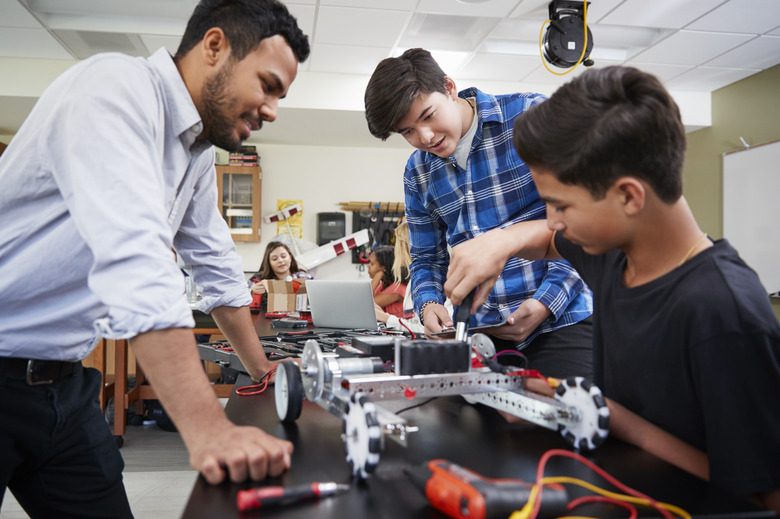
<box><xmin>459</xmin><ymin>87</ymin><xmax>504</xmax><ymax>125</ymax></box>
<box><xmin>147</xmin><ymin>48</ymin><xmax>207</xmax><ymax>150</ymax></box>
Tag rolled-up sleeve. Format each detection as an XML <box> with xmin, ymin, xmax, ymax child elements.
<box><xmin>174</xmin><ymin>152</ymin><xmax>252</xmax><ymax>314</ymax></box>
<box><xmin>532</xmin><ymin>259</ymin><xmax>587</xmax><ymax>321</ymax></box>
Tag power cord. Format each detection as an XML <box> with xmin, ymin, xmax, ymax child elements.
<box><xmin>236</xmin><ymin>366</ymin><xmax>278</xmax><ymax>396</ymax></box>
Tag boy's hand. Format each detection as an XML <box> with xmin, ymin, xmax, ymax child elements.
<box><xmin>446</xmin><ymin>228</ymin><xmax>516</xmax><ymax>309</ymax></box>
<box><xmin>487</xmin><ymin>299</ymin><xmax>551</xmax><ymax>343</ymax></box>
<box><xmin>422</xmin><ymin>303</ymin><xmax>453</xmax><ymax>338</ymax></box>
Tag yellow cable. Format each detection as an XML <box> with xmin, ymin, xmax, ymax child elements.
<box><xmin>551</xmin><ymin>477</ymin><xmax>691</xmax><ymax>518</ymax></box>
<box><xmin>509</xmin><ymin>476</ymin><xmax>692</xmax><ymax>519</ymax></box>
<box><xmin>538</xmin><ymin>0</ymin><xmax>590</xmax><ymax>75</ymax></box>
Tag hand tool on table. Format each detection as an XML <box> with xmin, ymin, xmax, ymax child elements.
<box><xmin>405</xmin><ymin>459</ymin><xmax>567</xmax><ymax>519</ymax></box>
<box><xmin>236</xmin><ymin>481</ymin><xmax>349</xmax><ymax>511</ymax></box>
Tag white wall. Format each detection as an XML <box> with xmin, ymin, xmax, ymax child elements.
<box><xmin>232</xmin><ymin>143</ymin><xmax>411</xmax><ymax>279</ymax></box>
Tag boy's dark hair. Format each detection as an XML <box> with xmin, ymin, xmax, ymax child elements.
<box><xmin>373</xmin><ymin>245</ymin><xmax>409</xmax><ymax>287</ymax></box>
<box><xmin>364</xmin><ymin>48</ymin><xmax>447</xmax><ymax>140</ymax></box>
<box><xmin>513</xmin><ymin>66</ymin><xmax>685</xmax><ymax>203</ymax></box>
<box><xmin>175</xmin><ymin>0</ymin><xmax>310</xmax><ymax>64</ymax></box>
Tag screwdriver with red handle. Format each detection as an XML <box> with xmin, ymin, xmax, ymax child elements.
<box><xmin>405</xmin><ymin>459</ymin><xmax>568</xmax><ymax>519</ymax></box>
<box><xmin>236</xmin><ymin>482</ymin><xmax>349</xmax><ymax>511</ymax></box>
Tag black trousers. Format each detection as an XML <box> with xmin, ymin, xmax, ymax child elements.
<box><xmin>0</xmin><ymin>363</ymin><xmax>134</xmax><ymax>518</ymax></box>
<box><xmin>490</xmin><ymin>317</ymin><xmax>594</xmax><ymax>380</ymax></box>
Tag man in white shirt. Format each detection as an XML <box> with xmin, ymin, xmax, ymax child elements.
<box><xmin>0</xmin><ymin>1</ymin><xmax>309</xmax><ymax>517</ymax></box>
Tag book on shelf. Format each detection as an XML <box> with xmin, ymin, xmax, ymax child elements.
<box><xmin>227</xmin><ymin>162</ymin><xmax>258</xmax><ymax>167</ymax></box>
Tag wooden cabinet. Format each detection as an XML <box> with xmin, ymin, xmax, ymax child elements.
<box><xmin>215</xmin><ymin>165</ymin><xmax>262</xmax><ymax>242</ymax></box>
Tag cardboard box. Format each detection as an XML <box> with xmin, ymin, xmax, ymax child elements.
<box><xmin>266</xmin><ymin>279</ymin><xmax>308</xmax><ymax>313</ymax></box>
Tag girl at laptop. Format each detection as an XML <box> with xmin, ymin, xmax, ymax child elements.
<box><xmin>249</xmin><ymin>241</ymin><xmax>311</xmax><ymax>311</ymax></box>
<box><xmin>368</xmin><ymin>245</ymin><xmax>408</xmax><ymax>318</ymax></box>
<box><xmin>374</xmin><ymin>221</ymin><xmax>452</xmax><ymax>335</ymax></box>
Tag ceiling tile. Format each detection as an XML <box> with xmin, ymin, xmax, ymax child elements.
<box><xmin>490</xmin><ymin>17</ymin><xmax>546</xmax><ymax>42</ymax></box>
<box><xmin>417</xmin><ymin>0</ymin><xmax>519</xmax><ymax>18</ymax></box>
<box><xmin>141</xmin><ymin>34</ymin><xmax>182</xmax><ymax>56</ymax></box>
<box><xmin>630</xmin><ymin>30</ymin><xmax>755</xmax><ymax>65</ymax></box>
<box><xmin>400</xmin><ymin>13</ymin><xmax>501</xmax><ymax>52</ymax></box>
<box><xmin>457</xmin><ymin>53</ymin><xmax>542</xmax><ymax>82</ymax></box>
<box><xmin>600</xmin><ymin>0</ymin><xmax>724</xmax><ymax>29</ymax></box>
<box><xmin>319</xmin><ymin>0</ymin><xmax>417</xmax><ymax>8</ymax></box>
<box><xmin>520</xmin><ymin>61</ymin><xmax>592</xmax><ymax>87</ymax></box>
<box><xmin>0</xmin><ymin>0</ymin><xmax>43</xmax><ymax>28</ymax></box>
<box><xmin>590</xmin><ymin>24</ymin><xmax>666</xmax><ymax>48</ymax></box>
<box><xmin>308</xmin><ymin>43</ymin><xmax>390</xmax><ymax>75</ymax></box>
<box><xmin>621</xmin><ymin>61</ymin><xmax>694</xmax><ymax>82</ymax></box>
<box><xmin>665</xmin><ymin>66</ymin><xmax>761</xmax><ymax>91</ymax></box>
<box><xmin>24</xmin><ymin>0</ymin><xmax>198</xmax><ymax>18</ymax></box>
<box><xmin>705</xmin><ymin>35</ymin><xmax>780</xmax><ymax>68</ymax></box>
<box><xmin>285</xmin><ymin>4</ymin><xmax>316</xmax><ymax>41</ymax></box>
<box><xmin>516</xmin><ymin>58</ymin><xmax>626</xmax><ymax>89</ymax></box>
<box><xmin>0</xmin><ymin>27</ymin><xmax>72</xmax><ymax>59</ymax></box>
<box><xmin>510</xmin><ymin>0</ymin><xmax>624</xmax><ymax>24</ymax></box>
<box><xmin>686</xmin><ymin>0</ymin><xmax>780</xmax><ymax>34</ymax></box>
<box><xmin>314</xmin><ymin>6</ymin><xmax>410</xmax><ymax>47</ymax></box>
<box><xmin>508</xmin><ymin>0</ymin><xmax>550</xmax><ymax>21</ymax></box>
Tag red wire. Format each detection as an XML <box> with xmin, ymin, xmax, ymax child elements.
<box><xmin>236</xmin><ymin>366</ymin><xmax>277</xmax><ymax>396</ymax></box>
<box><xmin>399</xmin><ymin>319</ymin><xmax>415</xmax><ymax>339</ymax></box>
<box><xmin>530</xmin><ymin>449</ymin><xmax>676</xmax><ymax>519</ymax></box>
<box><xmin>568</xmin><ymin>495</ymin><xmax>638</xmax><ymax>519</ymax></box>
<box><xmin>504</xmin><ymin>369</ymin><xmax>549</xmax><ymax>385</ymax></box>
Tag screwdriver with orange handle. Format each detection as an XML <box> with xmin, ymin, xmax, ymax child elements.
<box><xmin>405</xmin><ymin>459</ymin><xmax>567</xmax><ymax>519</ymax></box>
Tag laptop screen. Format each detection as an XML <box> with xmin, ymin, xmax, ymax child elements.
<box><xmin>305</xmin><ymin>279</ymin><xmax>379</xmax><ymax>330</ymax></box>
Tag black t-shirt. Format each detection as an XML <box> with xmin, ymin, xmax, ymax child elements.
<box><xmin>556</xmin><ymin>235</ymin><xmax>780</xmax><ymax>495</ymax></box>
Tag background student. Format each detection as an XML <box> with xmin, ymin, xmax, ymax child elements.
<box><xmin>364</xmin><ymin>48</ymin><xmax>593</xmax><ymax>379</ymax></box>
<box><xmin>444</xmin><ymin>66</ymin><xmax>780</xmax><ymax>513</ymax></box>
<box><xmin>249</xmin><ymin>240</ymin><xmax>311</xmax><ymax>311</ymax></box>
<box><xmin>0</xmin><ymin>0</ymin><xmax>309</xmax><ymax>516</ymax></box>
<box><xmin>375</xmin><ymin>220</ymin><xmax>427</xmax><ymax>333</ymax></box>
<box><xmin>368</xmin><ymin>245</ymin><xmax>408</xmax><ymax>318</ymax></box>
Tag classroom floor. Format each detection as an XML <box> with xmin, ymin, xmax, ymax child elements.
<box><xmin>0</xmin><ymin>401</ymin><xmax>220</xmax><ymax>519</ymax></box>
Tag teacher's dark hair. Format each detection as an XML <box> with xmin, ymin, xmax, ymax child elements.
<box><xmin>175</xmin><ymin>0</ymin><xmax>310</xmax><ymax>64</ymax></box>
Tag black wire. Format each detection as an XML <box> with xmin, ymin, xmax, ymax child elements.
<box><xmin>395</xmin><ymin>397</ymin><xmax>436</xmax><ymax>414</ymax></box>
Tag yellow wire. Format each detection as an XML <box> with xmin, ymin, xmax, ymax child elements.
<box><xmin>538</xmin><ymin>0</ymin><xmax>590</xmax><ymax>75</ymax></box>
<box><xmin>508</xmin><ymin>476</ymin><xmax>692</xmax><ymax>519</ymax></box>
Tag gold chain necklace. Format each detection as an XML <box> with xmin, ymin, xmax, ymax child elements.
<box><xmin>678</xmin><ymin>233</ymin><xmax>708</xmax><ymax>266</ymax></box>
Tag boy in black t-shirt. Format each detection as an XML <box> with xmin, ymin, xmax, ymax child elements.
<box><xmin>443</xmin><ymin>66</ymin><xmax>780</xmax><ymax>512</ymax></box>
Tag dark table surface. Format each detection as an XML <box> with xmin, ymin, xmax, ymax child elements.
<box><xmin>182</xmin><ymin>318</ymin><xmax>774</xmax><ymax>519</ymax></box>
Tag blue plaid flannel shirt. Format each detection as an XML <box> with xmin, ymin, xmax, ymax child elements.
<box><xmin>404</xmin><ymin>87</ymin><xmax>593</xmax><ymax>348</ymax></box>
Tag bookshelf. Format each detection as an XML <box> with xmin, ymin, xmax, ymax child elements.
<box><xmin>215</xmin><ymin>165</ymin><xmax>261</xmax><ymax>242</ymax></box>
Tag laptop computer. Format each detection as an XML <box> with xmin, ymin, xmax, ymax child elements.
<box><xmin>305</xmin><ymin>279</ymin><xmax>379</xmax><ymax>330</ymax></box>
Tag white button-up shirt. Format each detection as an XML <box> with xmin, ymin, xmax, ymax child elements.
<box><xmin>0</xmin><ymin>48</ymin><xmax>250</xmax><ymax>361</ymax></box>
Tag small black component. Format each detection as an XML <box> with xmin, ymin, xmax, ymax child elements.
<box><xmin>352</xmin><ymin>336</ymin><xmax>396</xmax><ymax>363</ymax></box>
<box><xmin>271</xmin><ymin>318</ymin><xmax>308</xmax><ymax>329</ymax></box>
<box><xmin>397</xmin><ymin>339</ymin><xmax>471</xmax><ymax>376</ymax></box>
